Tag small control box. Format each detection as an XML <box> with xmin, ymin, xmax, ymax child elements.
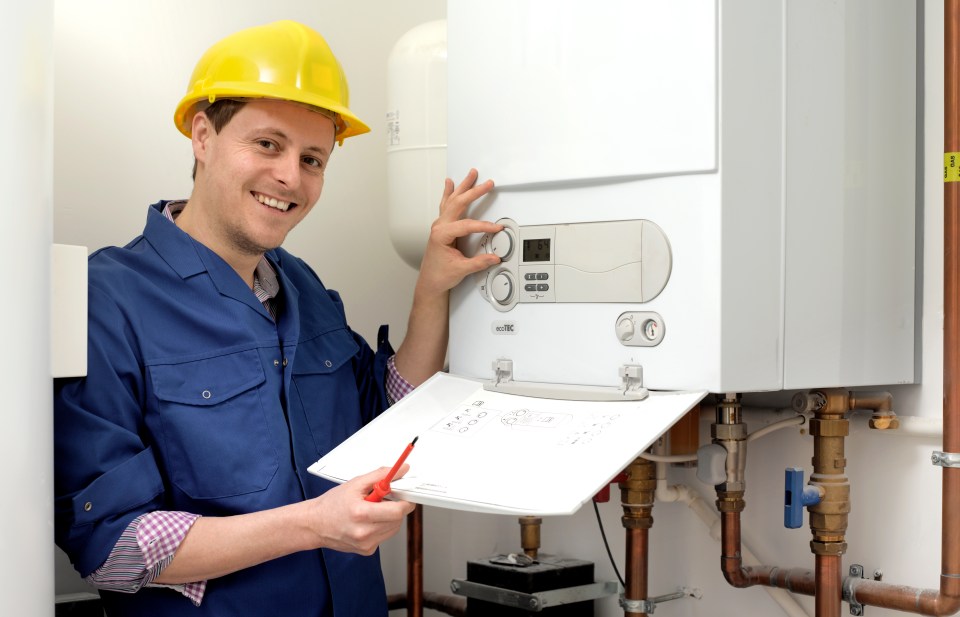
<box><xmin>477</xmin><ymin>218</ymin><xmax>673</xmax><ymax>312</ymax></box>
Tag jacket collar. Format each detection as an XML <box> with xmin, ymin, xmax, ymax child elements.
<box><xmin>142</xmin><ymin>201</ymin><xmax>279</xmax><ymax>322</ymax></box>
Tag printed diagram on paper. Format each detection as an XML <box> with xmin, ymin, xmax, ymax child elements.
<box><xmin>308</xmin><ymin>372</ymin><xmax>706</xmax><ymax>515</ymax></box>
<box><xmin>434</xmin><ymin>400</ymin><xmax>618</xmax><ymax>447</ymax></box>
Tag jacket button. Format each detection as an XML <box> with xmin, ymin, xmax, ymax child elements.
<box><xmin>84</xmin><ymin>502</ymin><xmax>92</xmax><ymax>512</ymax></box>
<box><xmin>273</xmin><ymin>359</ymin><xmax>280</xmax><ymax>367</ymax></box>
<box><xmin>202</xmin><ymin>390</ymin><xmax>211</xmax><ymax>399</ymax></box>
<box><xmin>324</xmin><ymin>360</ymin><xmax>333</xmax><ymax>368</ymax></box>
<box><xmin>282</xmin><ymin>358</ymin><xmax>288</xmax><ymax>367</ymax></box>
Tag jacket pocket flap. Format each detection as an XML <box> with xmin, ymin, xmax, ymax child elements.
<box><xmin>292</xmin><ymin>329</ymin><xmax>359</xmax><ymax>375</ymax></box>
<box><xmin>151</xmin><ymin>349</ymin><xmax>265</xmax><ymax>405</ymax></box>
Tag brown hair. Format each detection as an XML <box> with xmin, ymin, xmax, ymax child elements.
<box><xmin>191</xmin><ymin>99</ymin><xmax>247</xmax><ymax>179</ymax></box>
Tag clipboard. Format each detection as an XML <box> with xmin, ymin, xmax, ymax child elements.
<box><xmin>308</xmin><ymin>372</ymin><xmax>707</xmax><ymax>516</ymax></box>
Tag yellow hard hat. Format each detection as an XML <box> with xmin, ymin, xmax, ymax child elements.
<box><xmin>173</xmin><ymin>20</ymin><xmax>370</xmax><ymax>144</ymax></box>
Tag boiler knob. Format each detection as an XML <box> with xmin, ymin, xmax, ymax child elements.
<box><xmin>490</xmin><ymin>272</ymin><xmax>514</xmax><ymax>305</ymax></box>
<box><xmin>616</xmin><ymin>316</ymin><xmax>636</xmax><ymax>341</ymax></box>
<box><xmin>488</xmin><ymin>229</ymin><xmax>514</xmax><ymax>260</ymax></box>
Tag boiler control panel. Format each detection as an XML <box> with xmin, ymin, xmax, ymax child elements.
<box><xmin>477</xmin><ymin>218</ymin><xmax>673</xmax><ymax>312</ymax></box>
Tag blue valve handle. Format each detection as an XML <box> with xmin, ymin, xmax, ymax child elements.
<box><xmin>784</xmin><ymin>467</ymin><xmax>822</xmax><ymax>529</ymax></box>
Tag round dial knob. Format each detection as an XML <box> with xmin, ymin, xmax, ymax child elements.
<box><xmin>490</xmin><ymin>272</ymin><xmax>514</xmax><ymax>304</ymax></box>
<box><xmin>488</xmin><ymin>229</ymin><xmax>514</xmax><ymax>260</ymax></box>
<box><xmin>616</xmin><ymin>316</ymin><xmax>636</xmax><ymax>341</ymax></box>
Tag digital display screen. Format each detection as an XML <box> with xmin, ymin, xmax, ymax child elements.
<box><xmin>523</xmin><ymin>238</ymin><xmax>551</xmax><ymax>262</ymax></box>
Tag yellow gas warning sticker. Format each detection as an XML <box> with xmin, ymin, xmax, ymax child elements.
<box><xmin>946</xmin><ymin>153</ymin><xmax>960</xmax><ymax>182</ymax></box>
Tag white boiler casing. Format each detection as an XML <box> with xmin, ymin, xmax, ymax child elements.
<box><xmin>386</xmin><ymin>20</ymin><xmax>447</xmax><ymax>269</ymax></box>
<box><xmin>446</xmin><ymin>0</ymin><xmax>918</xmax><ymax>393</ymax></box>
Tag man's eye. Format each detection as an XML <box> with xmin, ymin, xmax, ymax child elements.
<box><xmin>303</xmin><ymin>156</ymin><xmax>322</xmax><ymax>169</ymax></box>
<box><xmin>258</xmin><ymin>140</ymin><xmax>278</xmax><ymax>150</ymax></box>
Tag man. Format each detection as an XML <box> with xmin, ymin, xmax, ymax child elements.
<box><xmin>53</xmin><ymin>20</ymin><xmax>501</xmax><ymax>616</ymax></box>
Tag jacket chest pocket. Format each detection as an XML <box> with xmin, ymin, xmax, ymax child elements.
<box><xmin>291</xmin><ymin>329</ymin><xmax>362</xmax><ymax>456</ymax></box>
<box><xmin>150</xmin><ymin>349</ymin><xmax>278</xmax><ymax>500</ymax></box>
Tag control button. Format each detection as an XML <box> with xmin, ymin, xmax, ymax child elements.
<box><xmin>524</xmin><ymin>284</ymin><xmax>537</xmax><ymax>292</ymax></box>
<box><xmin>524</xmin><ymin>273</ymin><xmax>536</xmax><ymax>281</ymax></box>
<box><xmin>491</xmin><ymin>272</ymin><xmax>514</xmax><ymax>304</ymax></box>
<box><xmin>489</xmin><ymin>229</ymin><xmax>514</xmax><ymax>260</ymax></box>
<box><xmin>536</xmin><ymin>284</ymin><xmax>549</xmax><ymax>292</ymax></box>
<box><xmin>616</xmin><ymin>316</ymin><xmax>635</xmax><ymax>342</ymax></box>
<box><xmin>536</xmin><ymin>273</ymin><xmax>549</xmax><ymax>280</ymax></box>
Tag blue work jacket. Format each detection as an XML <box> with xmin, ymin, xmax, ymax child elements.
<box><xmin>54</xmin><ymin>202</ymin><xmax>394</xmax><ymax>616</ymax></box>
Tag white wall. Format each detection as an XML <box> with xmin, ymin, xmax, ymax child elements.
<box><xmin>52</xmin><ymin>2</ymin><xmax>948</xmax><ymax>617</ymax></box>
<box><xmin>3</xmin><ymin>3</ymin><xmax>54</xmax><ymax>617</ymax></box>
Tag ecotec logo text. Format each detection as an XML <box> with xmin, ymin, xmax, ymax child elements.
<box><xmin>492</xmin><ymin>321</ymin><xmax>517</xmax><ymax>335</ymax></box>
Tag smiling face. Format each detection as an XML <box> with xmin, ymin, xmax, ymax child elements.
<box><xmin>180</xmin><ymin>98</ymin><xmax>335</xmax><ymax>276</ymax></box>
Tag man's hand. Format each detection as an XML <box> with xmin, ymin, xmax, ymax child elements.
<box><xmin>305</xmin><ymin>467</ymin><xmax>416</xmax><ymax>556</ymax></box>
<box><xmin>416</xmin><ymin>168</ymin><xmax>502</xmax><ymax>297</ymax></box>
<box><xmin>154</xmin><ymin>467</ymin><xmax>416</xmax><ymax>584</ymax></box>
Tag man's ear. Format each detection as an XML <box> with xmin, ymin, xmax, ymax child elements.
<box><xmin>191</xmin><ymin>111</ymin><xmax>213</xmax><ymax>164</ymax></box>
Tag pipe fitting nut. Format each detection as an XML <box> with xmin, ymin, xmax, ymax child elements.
<box><xmin>712</xmin><ymin>423</ymin><xmax>748</xmax><ymax>441</ymax></box>
<box><xmin>810</xmin><ymin>540</ymin><xmax>847</xmax><ymax>556</ymax></box>
<box><xmin>621</xmin><ymin>514</ymin><xmax>654</xmax><ymax>529</ymax></box>
<box><xmin>809</xmin><ymin>418</ymin><xmax>850</xmax><ymax>437</ymax></box>
<box><xmin>715</xmin><ymin>491</ymin><xmax>746</xmax><ymax>513</ymax></box>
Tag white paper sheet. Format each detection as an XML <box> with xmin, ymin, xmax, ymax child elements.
<box><xmin>308</xmin><ymin>373</ymin><xmax>706</xmax><ymax>516</ymax></box>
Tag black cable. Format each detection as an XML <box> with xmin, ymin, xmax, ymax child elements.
<box><xmin>592</xmin><ymin>500</ymin><xmax>625</xmax><ymax>587</ymax></box>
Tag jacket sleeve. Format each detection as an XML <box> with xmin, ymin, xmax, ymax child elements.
<box><xmin>54</xmin><ymin>284</ymin><xmax>166</xmax><ymax>577</ymax></box>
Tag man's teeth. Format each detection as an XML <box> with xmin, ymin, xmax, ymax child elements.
<box><xmin>255</xmin><ymin>193</ymin><xmax>291</xmax><ymax>212</ymax></box>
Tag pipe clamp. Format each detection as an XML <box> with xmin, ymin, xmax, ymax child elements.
<box><xmin>620</xmin><ymin>598</ymin><xmax>657</xmax><ymax>613</ymax></box>
<box><xmin>844</xmin><ymin>564</ymin><xmax>866</xmax><ymax>616</ymax></box>
<box><xmin>931</xmin><ymin>451</ymin><xmax>960</xmax><ymax>467</ymax></box>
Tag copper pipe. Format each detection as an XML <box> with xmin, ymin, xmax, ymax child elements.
<box><xmin>944</xmin><ymin>0</ymin><xmax>960</xmax><ymax>612</ymax></box>
<box><xmin>846</xmin><ymin>579</ymin><xmax>960</xmax><ymax>616</ymax></box>
<box><xmin>719</xmin><ymin>510</ymin><xmax>816</xmax><ymax>595</ymax></box>
<box><xmin>625</xmin><ymin>527</ymin><xmax>649</xmax><ymax>616</ymax></box>
<box><xmin>407</xmin><ymin>504</ymin><xmax>424</xmax><ymax>617</ymax></box>
<box><xmin>620</xmin><ymin>457</ymin><xmax>656</xmax><ymax>616</ymax></box>
<box><xmin>816</xmin><ymin>555</ymin><xmax>842</xmax><ymax>617</ymax></box>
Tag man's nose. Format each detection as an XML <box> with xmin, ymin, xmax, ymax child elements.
<box><xmin>273</xmin><ymin>151</ymin><xmax>301</xmax><ymax>189</ymax></box>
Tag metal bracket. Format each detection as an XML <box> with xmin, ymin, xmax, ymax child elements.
<box><xmin>620</xmin><ymin>597</ymin><xmax>657</xmax><ymax>613</ymax></box>
<box><xmin>492</xmin><ymin>358</ymin><xmax>514</xmax><ymax>385</ymax></box>
<box><xmin>484</xmin><ymin>359</ymin><xmax>649</xmax><ymax>401</ymax></box>
<box><xmin>450</xmin><ymin>578</ymin><xmax>619</xmax><ymax>611</ymax></box>
<box><xmin>619</xmin><ymin>364</ymin><xmax>645</xmax><ymax>396</ymax></box>
<box><xmin>844</xmin><ymin>564</ymin><xmax>865</xmax><ymax>616</ymax></box>
<box><xmin>932</xmin><ymin>451</ymin><xmax>960</xmax><ymax>468</ymax></box>
<box><xmin>620</xmin><ymin>588</ymin><xmax>699</xmax><ymax>614</ymax></box>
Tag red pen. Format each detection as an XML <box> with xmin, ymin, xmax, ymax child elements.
<box><xmin>365</xmin><ymin>436</ymin><xmax>418</xmax><ymax>502</ymax></box>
